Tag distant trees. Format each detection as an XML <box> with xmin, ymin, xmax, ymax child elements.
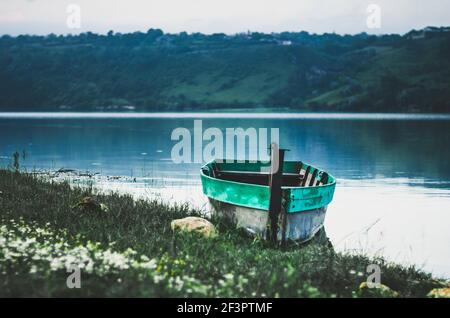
<box><xmin>0</xmin><ymin>29</ymin><xmax>449</xmax><ymax>112</ymax></box>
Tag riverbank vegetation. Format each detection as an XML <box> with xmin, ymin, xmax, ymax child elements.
<box><xmin>1</xmin><ymin>27</ymin><xmax>450</xmax><ymax>113</ymax></box>
<box><xmin>0</xmin><ymin>170</ymin><xmax>447</xmax><ymax>297</ymax></box>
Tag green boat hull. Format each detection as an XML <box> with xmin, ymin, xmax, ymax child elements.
<box><xmin>201</xmin><ymin>160</ymin><xmax>336</xmax><ymax>242</ymax></box>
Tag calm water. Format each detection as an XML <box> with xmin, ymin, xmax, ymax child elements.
<box><xmin>1</xmin><ymin>113</ymin><xmax>450</xmax><ymax>278</ymax></box>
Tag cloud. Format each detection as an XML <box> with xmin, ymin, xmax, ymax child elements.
<box><xmin>0</xmin><ymin>11</ymin><xmax>25</xmax><ymax>23</ymax></box>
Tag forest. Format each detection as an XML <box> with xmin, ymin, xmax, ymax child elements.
<box><xmin>1</xmin><ymin>27</ymin><xmax>450</xmax><ymax>112</ymax></box>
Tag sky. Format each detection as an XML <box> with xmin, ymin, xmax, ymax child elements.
<box><xmin>0</xmin><ymin>0</ymin><xmax>449</xmax><ymax>36</ymax></box>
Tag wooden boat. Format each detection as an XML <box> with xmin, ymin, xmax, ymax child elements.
<box><xmin>200</xmin><ymin>159</ymin><xmax>336</xmax><ymax>243</ymax></box>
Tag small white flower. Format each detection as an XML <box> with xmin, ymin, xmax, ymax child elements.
<box><xmin>29</xmin><ymin>265</ymin><xmax>38</xmax><ymax>274</ymax></box>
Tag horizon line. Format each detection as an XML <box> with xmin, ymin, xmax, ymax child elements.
<box><xmin>1</xmin><ymin>112</ymin><xmax>450</xmax><ymax>120</ymax></box>
<box><xmin>2</xmin><ymin>25</ymin><xmax>450</xmax><ymax>38</ymax></box>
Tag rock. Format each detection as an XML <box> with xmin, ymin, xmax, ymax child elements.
<box><xmin>427</xmin><ymin>288</ymin><xmax>450</xmax><ymax>298</ymax></box>
<box><xmin>171</xmin><ymin>217</ymin><xmax>217</xmax><ymax>238</ymax></box>
<box><xmin>72</xmin><ymin>196</ymin><xmax>107</xmax><ymax>212</ymax></box>
<box><xmin>358</xmin><ymin>282</ymin><xmax>399</xmax><ymax>298</ymax></box>
<box><xmin>57</xmin><ymin>168</ymin><xmax>76</xmax><ymax>173</ymax></box>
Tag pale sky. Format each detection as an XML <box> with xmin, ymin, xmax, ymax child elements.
<box><xmin>0</xmin><ymin>0</ymin><xmax>449</xmax><ymax>35</ymax></box>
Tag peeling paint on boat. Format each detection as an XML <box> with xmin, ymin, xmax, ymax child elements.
<box><xmin>200</xmin><ymin>160</ymin><xmax>336</xmax><ymax>242</ymax></box>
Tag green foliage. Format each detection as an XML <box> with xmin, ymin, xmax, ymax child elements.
<box><xmin>12</xmin><ymin>151</ymin><xmax>20</xmax><ymax>171</ymax></box>
<box><xmin>0</xmin><ymin>170</ymin><xmax>443</xmax><ymax>297</ymax></box>
<box><xmin>0</xmin><ymin>28</ymin><xmax>450</xmax><ymax>112</ymax></box>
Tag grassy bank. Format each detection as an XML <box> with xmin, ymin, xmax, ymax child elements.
<box><xmin>0</xmin><ymin>170</ymin><xmax>446</xmax><ymax>297</ymax></box>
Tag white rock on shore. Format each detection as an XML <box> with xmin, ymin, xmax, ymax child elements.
<box><xmin>171</xmin><ymin>217</ymin><xmax>217</xmax><ymax>238</ymax></box>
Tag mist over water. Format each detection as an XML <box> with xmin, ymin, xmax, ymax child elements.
<box><xmin>1</xmin><ymin>113</ymin><xmax>449</xmax><ymax>278</ymax></box>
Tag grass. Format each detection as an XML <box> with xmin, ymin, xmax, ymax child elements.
<box><xmin>305</xmin><ymin>88</ymin><xmax>346</xmax><ymax>106</ymax></box>
<box><xmin>0</xmin><ymin>170</ymin><xmax>446</xmax><ymax>297</ymax></box>
<box><xmin>168</xmin><ymin>72</ymin><xmax>286</xmax><ymax>105</ymax></box>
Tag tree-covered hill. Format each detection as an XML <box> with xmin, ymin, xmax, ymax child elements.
<box><xmin>1</xmin><ymin>27</ymin><xmax>450</xmax><ymax>112</ymax></box>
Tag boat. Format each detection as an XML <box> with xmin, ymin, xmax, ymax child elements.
<box><xmin>200</xmin><ymin>158</ymin><xmax>336</xmax><ymax>243</ymax></box>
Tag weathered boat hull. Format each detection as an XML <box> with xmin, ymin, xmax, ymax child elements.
<box><xmin>208</xmin><ymin>198</ymin><xmax>327</xmax><ymax>243</ymax></box>
<box><xmin>201</xmin><ymin>160</ymin><xmax>336</xmax><ymax>243</ymax></box>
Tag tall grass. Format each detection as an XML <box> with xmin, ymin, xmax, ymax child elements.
<box><xmin>0</xmin><ymin>170</ymin><xmax>443</xmax><ymax>297</ymax></box>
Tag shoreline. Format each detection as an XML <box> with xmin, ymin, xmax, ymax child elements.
<box><xmin>23</xmin><ymin>168</ymin><xmax>450</xmax><ymax>280</ymax></box>
<box><xmin>1</xmin><ymin>111</ymin><xmax>450</xmax><ymax>120</ymax></box>
<box><xmin>0</xmin><ymin>169</ymin><xmax>449</xmax><ymax>297</ymax></box>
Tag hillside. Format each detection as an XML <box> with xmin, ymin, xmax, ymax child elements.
<box><xmin>1</xmin><ymin>28</ymin><xmax>450</xmax><ymax>112</ymax></box>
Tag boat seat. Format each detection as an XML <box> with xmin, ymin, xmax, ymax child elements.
<box><xmin>216</xmin><ymin>171</ymin><xmax>303</xmax><ymax>187</ymax></box>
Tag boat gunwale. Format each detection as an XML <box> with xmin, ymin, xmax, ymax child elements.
<box><xmin>201</xmin><ymin>159</ymin><xmax>336</xmax><ymax>212</ymax></box>
<box><xmin>200</xmin><ymin>159</ymin><xmax>337</xmax><ymax>191</ymax></box>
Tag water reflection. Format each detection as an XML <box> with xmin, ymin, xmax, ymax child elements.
<box><xmin>1</xmin><ymin>115</ymin><xmax>449</xmax><ymax>278</ymax></box>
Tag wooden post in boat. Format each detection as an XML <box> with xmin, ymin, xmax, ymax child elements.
<box><xmin>267</xmin><ymin>143</ymin><xmax>286</xmax><ymax>244</ymax></box>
